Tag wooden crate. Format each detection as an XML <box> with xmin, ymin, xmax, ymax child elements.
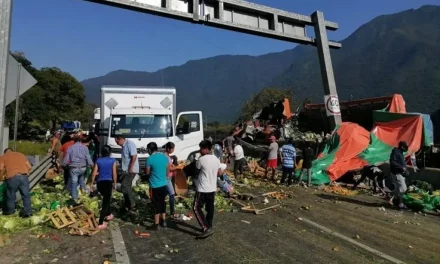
<box><xmin>49</xmin><ymin>208</ymin><xmax>77</xmax><ymax>229</ymax></box>
<box><xmin>69</xmin><ymin>222</ymin><xmax>100</xmax><ymax>236</ymax></box>
<box><xmin>71</xmin><ymin>206</ymin><xmax>98</xmax><ymax>229</ymax></box>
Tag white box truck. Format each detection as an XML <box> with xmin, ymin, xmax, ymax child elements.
<box><xmin>98</xmin><ymin>86</ymin><xmax>204</xmax><ymax>168</ymax></box>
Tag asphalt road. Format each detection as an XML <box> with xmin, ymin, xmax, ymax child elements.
<box><xmin>118</xmin><ymin>186</ymin><xmax>440</xmax><ymax>264</ymax></box>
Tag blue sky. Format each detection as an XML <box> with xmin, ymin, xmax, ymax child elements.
<box><xmin>10</xmin><ymin>0</ymin><xmax>439</xmax><ymax>81</ymax></box>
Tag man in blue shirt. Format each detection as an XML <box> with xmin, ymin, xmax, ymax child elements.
<box><xmin>145</xmin><ymin>142</ymin><xmax>169</xmax><ymax>230</ymax></box>
<box><xmin>115</xmin><ymin>136</ymin><xmax>139</xmax><ymax>212</ymax></box>
<box><xmin>62</xmin><ymin>135</ymin><xmax>94</xmax><ymax>203</ymax></box>
<box><xmin>279</xmin><ymin>138</ymin><xmax>296</xmax><ymax>186</ymax></box>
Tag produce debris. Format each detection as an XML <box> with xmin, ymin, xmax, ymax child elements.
<box><xmin>323</xmin><ymin>186</ymin><xmax>358</xmax><ymax>196</ymax></box>
<box><xmin>300</xmin><ymin>205</ymin><xmax>311</xmax><ymax>211</ymax></box>
<box><xmin>263</xmin><ymin>191</ymin><xmax>289</xmax><ymax>200</ymax></box>
<box><xmin>403</xmin><ymin>189</ymin><xmax>440</xmax><ymax>212</ymax></box>
<box><xmin>0</xmin><ymin>175</ymin><xmax>103</xmax><ymax>235</ymax></box>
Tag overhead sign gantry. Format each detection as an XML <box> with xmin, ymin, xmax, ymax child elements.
<box><xmin>0</xmin><ymin>0</ymin><xmax>342</xmax><ymax>143</ymax></box>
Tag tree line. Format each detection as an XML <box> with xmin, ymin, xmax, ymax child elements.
<box><xmin>6</xmin><ymin>52</ymin><xmax>96</xmax><ymax>139</ymax></box>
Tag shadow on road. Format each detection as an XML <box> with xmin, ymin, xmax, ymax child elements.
<box><xmin>167</xmin><ymin>220</ymin><xmax>200</xmax><ymax>237</ymax></box>
<box><xmin>316</xmin><ymin>193</ymin><xmax>392</xmax><ymax>208</ymax></box>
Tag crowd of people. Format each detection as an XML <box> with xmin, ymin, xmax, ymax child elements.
<box><xmin>221</xmin><ymin>130</ymin><xmax>315</xmax><ymax>187</ymax></box>
<box><xmin>0</xmin><ymin>126</ymin><xmax>418</xmax><ymax>239</ymax></box>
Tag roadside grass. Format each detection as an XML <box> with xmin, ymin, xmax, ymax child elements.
<box><xmin>8</xmin><ymin>140</ymin><xmax>50</xmax><ymax>156</ymax></box>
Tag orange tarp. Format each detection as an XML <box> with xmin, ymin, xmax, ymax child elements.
<box><xmin>372</xmin><ymin>116</ymin><xmax>423</xmax><ymax>155</ymax></box>
<box><xmin>374</xmin><ymin>93</ymin><xmax>422</xmax><ymax>154</ymax></box>
<box><xmin>282</xmin><ymin>99</ymin><xmax>292</xmax><ymax>119</ymax></box>
<box><xmin>387</xmin><ymin>94</ymin><xmax>406</xmax><ymax>113</ymax></box>
<box><xmin>313</xmin><ymin>94</ymin><xmax>426</xmax><ymax>183</ymax></box>
<box><xmin>326</xmin><ymin>123</ymin><xmax>370</xmax><ymax>181</ymax></box>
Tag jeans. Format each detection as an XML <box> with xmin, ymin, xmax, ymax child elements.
<box><xmin>217</xmin><ymin>174</ymin><xmax>233</xmax><ymax>193</ymax></box>
<box><xmin>121</xmin><ymin>172</ymin><xmax>136</xmax><ymax>210</ymax></box>
<box><xmin>70</xmin><ymin>167</ymin><xmax>86</xmax><ymax>201</ymax></box>
<box><xmin>5</xmin><ymin>175</ymin><xmax>32</xmax><ymax>215</ymax></box>
<box><xmin>166</xmin><ymin>178</ymin><xmax>175</xmax><ymax>215</ymax></box>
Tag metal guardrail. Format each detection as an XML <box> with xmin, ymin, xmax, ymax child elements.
<box><xmin>15</xmin><ymin>153</ymin><xmax>57</xmax><ymax>202</ymax></box>
<box><xmin>29</xmin><ymin>153</ymin><xmax>57</xmax><ymax>190</ymax></box>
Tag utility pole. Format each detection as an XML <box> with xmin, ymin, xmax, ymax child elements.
<box><xmin>13</xmin><ymin>63</ymin><xmax>21</xmax><ymax>151</ymax></box>
<box><xmin>0</xmin><ymin>0</ymin><xmax>12</xmax><ymax>149</ymax></box>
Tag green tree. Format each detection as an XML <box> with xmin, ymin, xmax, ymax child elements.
<box><xmin>240</xmin><ymin>87</ymin><xmax>294</xmax><ymax>120</ymax></box>
<box><xmin>36</xmin><ymin>67</ymin><xmax>85</xmax><ymax>129</ymax></box>
<box><xmin>5</xmin><ymin>52</ymin><xmax>87</xmax><ymax>136</ymax></box>
<box><xmin>5</xmin><ymin>52</ymin><xmax>47</xmax><ymax>136</ymax></box>
<box><xmin>74</xmin><ymin>102</ymin><xmax>98</xmax><ymax>128</ymax></box>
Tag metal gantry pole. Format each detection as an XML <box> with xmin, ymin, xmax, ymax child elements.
<box><xmin>312</xmin><ymin>11</ymin><xmax>342</xmax><ymax>129</ymax></box>
<box><xmin>0</xmin><ymin>0</ymin><xmax>12</xmax><ymax>148</ymax></box>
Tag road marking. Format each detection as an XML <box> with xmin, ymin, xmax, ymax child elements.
<box><xmin>110</xmin><ymin>222</ymin><xmax>131</xmax><ymax>264</ymax></box>
<box><xmin>298</xmin><ymin>217</ymin><xmax>406</xmax><ymax>264</ymax></box>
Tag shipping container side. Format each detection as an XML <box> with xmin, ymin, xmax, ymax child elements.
<box><xmin>100</xmin><ymin>86</ymin><xmax>177</xmax><ymax>128</ymax></box>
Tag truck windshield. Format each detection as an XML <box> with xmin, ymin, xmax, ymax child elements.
<box><xmin>110</xmin><ymin>114</ymin><xmax>173</xmax><ymax>138</ymax></box>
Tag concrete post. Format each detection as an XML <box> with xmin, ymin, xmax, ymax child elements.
<box><xmin>0</xmin><ymin>0</ymin><xmax>12</xmax><ymax>146</ymax></box>
<box><xmin>312</xmin><ymin>11</ymin><xmax>342</xmax><ymax>130</ymax></box>
<box><xmin>273</xmin><ymin>14</ymin><xmax>279</xmax><ymax>32</ymax></box>
<box><xmin>2</xmin><ymin>126</ymin><xmax>8</xmax><ymax>152</ymax></box>
<box><xmin>193</xmin><ymin>0</ymin><xmax>199</xmax><ymax>21</ymax></box>
<box><xmin>218</xmin><ymin>0</ymin><xmax>224</xmax><ymax>20</ymax></box>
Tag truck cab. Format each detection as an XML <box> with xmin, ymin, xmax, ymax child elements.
<box><xmin>99</xmin><ymin>86</ymin><xmax>203</xmax><ymax>170</ymax></box>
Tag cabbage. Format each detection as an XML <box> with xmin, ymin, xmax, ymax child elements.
<box><xmin>133</xmin><ymin>183</ymin><xmax>149</xmax><ymax>193</ymax></box>
<box><xmin>30</xmin><ymin>215</ymin><xmax>44</xmax><ymax>226</ymax></box>
<box><xmin>3</xmin><ymin>220</ymin><xmax>16</xmax><ymax>231</ymax></box>
<box><xmin>31</xmin><ymin>196</ymin><xmax>42</xmax><ymax>206</ymax></box>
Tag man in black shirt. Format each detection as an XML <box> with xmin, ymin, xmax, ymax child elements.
<box><xmin>300</xmin><ymin>142</ymin><xmax>315</xmax><ymax>186</ymax></box>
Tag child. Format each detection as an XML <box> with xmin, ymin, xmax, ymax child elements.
<box><xmin>90</xmin><ymin>145</ymin><xmax>117</xmax><ymax>229</ymax></box>
<box><xmin>217</xmin><ymin>163</ymin><xmax>233</xmax><ymax>197</ymax></box>
<box><xmin>164</xmin><ymin>142</ymin><xmax>178</xmax><ymax>219</ymax></box>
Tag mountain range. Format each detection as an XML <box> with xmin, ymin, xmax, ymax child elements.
<box><xmin>81</xmin><ymin>5</ymin><xmax>440</xmax><ymax>122</ymax></box>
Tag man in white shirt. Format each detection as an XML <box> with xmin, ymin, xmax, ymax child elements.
<box><xmin>232</xmin><ymin>141</ymin><xmax>246</xmax><ymax>181</ymax></box>
<box><xmin>193</xmin><ymin>140</ymin><xmax>221</xmax><ymax>239</ymax></box>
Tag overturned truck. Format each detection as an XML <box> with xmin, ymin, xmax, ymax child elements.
<box><xmin>304</xmin><ymin>94</ymin><xmax>433</xmax><ymax>185</ymax></box>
